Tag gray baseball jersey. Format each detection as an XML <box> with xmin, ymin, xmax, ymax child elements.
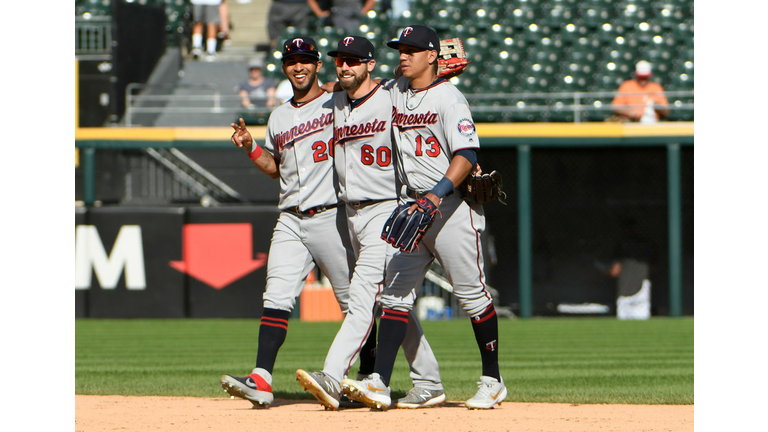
<box><xmin>258</xmin><ymin>91</ymin><xmax>354</xmax><ymax>313</ymax></box>
<box><xmin>262</xmin><ymin>91</ymin><xmax>338</xmax><ymax>212</ymax></box>
<box><xmin>387</xmin><ymin>76</ymin><xmax>481</xmax><ymax>193</ymax></box>
<box><xmin>383</xmin><ymin>77</ymin><xmax>494</xmax><ymax>318</ymax></box>
<box><xmin>319</xmin><ymin>83</ymin><xmax>443</xmax><ymax>390</ymax></box>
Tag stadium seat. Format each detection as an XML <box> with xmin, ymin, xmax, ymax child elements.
<box><xmin>642</xmin><ymin>47</ymin><xmax>675</xmax><ymax>75</ymax></box>
<box><xmin>578</xmin><ymin>5</ymin><xmax>614</xmax><ymax>28</ymax></box>
<box><xmin>560</xmin><ymin>21</ymin><xmax>591</xmax><ymax>43</ymax></box>
<box><xmin>541</xmin><ymin>4</ymin><xmax>577</xmax><ymax>28</ymax></box>
<box><xmin>505</xmin><ymin>6</ymin><xmax>539</xmax><ymax>29</ymax></box>
<box><xmin>565</xmin><ymin>44</ymin><xmax>602</xmax><ymax>65</ymax></box>
<box><xmin>651</xmin><ymin>3</ymin><xmax>688</xmax><ymax>29</ymax></box>
<box><xmin>614</xmin><ymin>1</ymin><xmax>653</xmax><ymax>28</ymax></box>
<box><xmin>555</xmin><ymin>70</ymin><xmax>591</xmax><ymax>93</ymax></box>
<box><xmin>468</xmin><ymin>6</ymin><xmax>503</xmax><ymax>29</ymax></box>
<box><xmin>595</xmin><ymin>21</ymin><xmax>629</xmax><ymax>43</ymax></box>
<box><xmin>82</xmin><ymin>0</ymin><xmax>112</xmax><ymax>16</ymax></box>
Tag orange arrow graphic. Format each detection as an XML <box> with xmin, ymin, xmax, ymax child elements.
<box><xmin>169</xmin><ymin>223</ymin><xmax>267</xmax><ymax>289</ymax></box>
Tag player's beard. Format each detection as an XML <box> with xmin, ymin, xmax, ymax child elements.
<box><xmin>339</xmin><ymin>67</ymin><xmax>369</xmax><ymax>91</ymax></box>
<box><xmin>289</xmin><ymin>69</ymin><xmax>317</xmax><ymax>94</ymax></box>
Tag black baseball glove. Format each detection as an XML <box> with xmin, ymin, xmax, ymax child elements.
<box><xmin>464</xmin><ymin>170</ymin><xmax>507</xmax><ymax>205</ymax></box>
<box><xmin>381</xmin><ymin>197</ymin><xmax>438</xmax><ymax>253</ymax></box>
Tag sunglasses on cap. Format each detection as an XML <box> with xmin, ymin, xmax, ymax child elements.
<box><xmin>283</xmin><ymin>39</ymin><xmax>316</xmax><ymax>54</ymax></box>
<box><xmin>334</xmin><ymin>57</ymin><xmax>370</xmax><ymax>67</ymax></box>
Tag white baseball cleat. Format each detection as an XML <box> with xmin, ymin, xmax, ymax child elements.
<box><xmin>340</xmin><ymin>373</ymin><xmax>391</xmax><ymax>411</ymax></box>
<box><xmin>465</xmin><ymin>376</ymin><xmax>507</xmax><ymax>409</ymax></box>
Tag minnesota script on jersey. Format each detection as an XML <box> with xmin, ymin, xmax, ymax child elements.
<box><xmin>332</xmin><ymin>83</ymin><xmax>397</xmax><ymax>203</ymax></box>
<box><xmin>385</xmin><ymin>76</ymin><xmax>480</xmax><ymax>193</ymax></box>
<box><xmin>262</xmin><ymin>91</ymin><xmax>338</xmax><ymax>211</ymax></box>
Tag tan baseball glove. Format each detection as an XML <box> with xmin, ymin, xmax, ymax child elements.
<box><xmin>437</xmin><ymin>38</ymin><xmax>470</xmax><ymax>79</ymax></box>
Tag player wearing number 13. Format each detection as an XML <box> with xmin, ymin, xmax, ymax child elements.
<box><xmin>340</xmin><ymin>25</ymin><xmax>507</xmax><ymax>410</ymax></box>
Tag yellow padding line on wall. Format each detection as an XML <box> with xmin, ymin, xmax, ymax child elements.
<box><xmin>75</xmin><ymin>122</ymin><xmax>692</xmax><ymax>142</ymax></box>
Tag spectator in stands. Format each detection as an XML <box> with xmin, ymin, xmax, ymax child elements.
<box><xmin>218</xmin><ymin>0</ymin><xmax>231</xmax><ymax>47</ymax></box>
<box><xmin>190</xmin><ymin>0</ymin><xmax>223</xmax><ymax>61</ymax></box>
<box><xmin>237</xmin><ymin>58</ymin><xmax>277</xmax><ymax>109</ymax></box>
<box><xmin>611</xmin><ymin>60</ymin><xmax>669</xmax><ymax>123</ymax></box>
<box><xmin>306</xmin><ymin>0</ymin><xmax>377</xmax><ymax>34</ymax></box>
<box><xmin>266</xmin><ymin>0</ymin><xmax>313</xmax><ymax>50</ymax></box>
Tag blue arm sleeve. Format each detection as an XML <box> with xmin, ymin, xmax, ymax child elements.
<box><xmin>454</xmin><ymin>148</ymin><xmax>478</xmax><ymax>167</ymax></box>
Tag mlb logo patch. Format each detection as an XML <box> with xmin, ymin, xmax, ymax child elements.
<box><xmin>457</xmin><ymin>118</ymin><xmax>476</xmax><ymax>136</ymax></box>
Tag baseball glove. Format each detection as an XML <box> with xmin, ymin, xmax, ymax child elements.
<box><xmin>464</xmin><ymin>170</ymin><xmax>507</xmax><ymax>205</ymax></box>
<box><xmin>381</xmin><ymin>197</ymin><xmax>438</xmax><ymax>253</ymax></box>
<box><xmin>437</xmin><ymin>38</ymin><xmax>470</xmax><ymax>79</ymax></box>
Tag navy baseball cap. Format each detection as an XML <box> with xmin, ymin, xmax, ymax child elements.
<box><xmin>328</xmin><ymin>35</ymin><xmax>375</xmax><ymax>60</ymax></box>
<box><xmin>281</xmin><ymin>36</ymin><xmax>320</xmax><ymax>61</ymax></box>
<box><xmin>387</xmin><ymin>25</ymin><xmax>440</xmax><ymax>55</ymax></box>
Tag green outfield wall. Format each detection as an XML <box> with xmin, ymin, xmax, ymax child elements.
<box><xmin>75</xmin><ymin>123</ymin><xmax>694</xmax><ymax>318</ymax></box>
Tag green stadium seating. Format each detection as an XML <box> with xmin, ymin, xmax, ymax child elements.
<box><xmin>541</xmin><ymin>4</ymin><xmax>578</xmax><ymax>28</ymax></box>
<box><xmin>81</xmin><ymin>0</ymin><xmax>112</xmax><ymax>16</ymax></box>
<box><xmin>99</xmin><ymin>0</ymin><xmax>694</xmax><ymax>123</ymax></box>
<box><xmin>578</xmin><ymin>4</ymin><xmax>614</xmax><ymax>28</ymax></box>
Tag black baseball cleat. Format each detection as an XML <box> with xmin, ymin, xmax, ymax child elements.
<box><xmin>220</xmin><ymin>371</ymin><xmax>274</xmax><ymax>409</ymax></box>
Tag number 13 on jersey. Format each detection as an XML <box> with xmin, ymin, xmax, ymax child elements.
<box><xmin>415</xmin><ymin>135</ymin><xmax>441</xmax><ymax>157</ymax></box>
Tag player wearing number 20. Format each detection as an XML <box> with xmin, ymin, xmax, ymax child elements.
<box><xmin>220</xmin><ymin>36</ymin><xmax>375</xmax><ymax>409</ymax></box>
<box><xmin>340</xmin><ymin>25</ymin><xmax>507</xmax><ymax>410</ymax></box>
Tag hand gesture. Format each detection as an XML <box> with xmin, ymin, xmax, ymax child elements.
<box><xmin>230</xmin><ymin>117</ymin><xmax>253</xmax><ymax>153</ymax></box>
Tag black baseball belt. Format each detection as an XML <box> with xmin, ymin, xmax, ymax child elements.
<box><xmin>284</xmin><ymin>203</ymin><xmax>338</xmax><ymax>217</ymax></box>
<box><xmin>346</xmin><ymin>199</ymin><xmax>390</xmax><ymax>209</ymax></box>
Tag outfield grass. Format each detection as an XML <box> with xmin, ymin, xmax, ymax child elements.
<box><xmin>75</xmin><ymin>317</ymin><xmax>693</xmax><ymax>405</ymax></box>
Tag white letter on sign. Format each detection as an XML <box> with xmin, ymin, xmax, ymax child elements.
<box><xmin>75</xmin><ymin>225</ymin><xmax>147</xmax><ymax>290</ymax></box>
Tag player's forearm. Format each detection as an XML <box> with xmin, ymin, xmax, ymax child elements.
<box><xmin>443</xmin><ymin>156</ymin><xmax>474</xmax><ymax>189</ymax></box>
<box><xmin>250</xmin><ymin>148</ymin><xmax>280</xmax><ymax>179</ymax></box>
<box><xmin>361</xmin><ymin>0</ymin><xmax>376</xmax><ymax>14</ymax></box>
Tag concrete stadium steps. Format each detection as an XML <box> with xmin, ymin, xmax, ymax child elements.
<box><xmin>151</xmin><ymin>58</ymin><xmax>252</xmax><ymax>127</ymax></box>
<box><xmin>223</xmin><ymin>0</ymin><xmax>271</xmax><ymax>54</ymax></box>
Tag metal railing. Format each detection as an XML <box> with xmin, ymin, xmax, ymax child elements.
<box><xmin>465</xmin><ymin>90</ymin><xmax>694</xmax><ymax>123</ymax></box>
<box><xmin>125</xmin><ymin>83</ymin><xmax>228</xmax><ymax>127</ymax></box>
<box><xmin>75</xmin><ymin>16</ymin><xmax>112</xmax><ymax>59</ymax></box>
<box><xmin>123</xmin><ymin>84</ymin><xmax>694</xmax><ymax>126</ymax></box>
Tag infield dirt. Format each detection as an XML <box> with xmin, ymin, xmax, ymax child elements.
<box><xmin>75</xmin><ymin>395</ymin><xmax>693</xmax><ymax>431</ymax></box>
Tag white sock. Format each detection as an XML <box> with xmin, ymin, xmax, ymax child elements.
<box><xmin>192</xmin><ymin>34</ymin><xmax>202</xmax><ymax>49</ymax></box>
<box><xmin>251</xmin><ymin>368</ymin><xmax>273</xmax><ymax>385</ymax></box>
<box><xmin>206</xmin><ymin>38</ymin><xmax>217</xmax><ymax>54</ymax></box>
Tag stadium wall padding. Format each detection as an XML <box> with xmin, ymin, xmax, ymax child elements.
<box><xmin>75</xmin><ymin>206</ymin><xmax>277</xmax><ymax>318</ymax></box>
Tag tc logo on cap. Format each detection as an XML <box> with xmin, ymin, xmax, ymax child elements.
<box><xmin>402</xmin><ymin>27</ymin><xmax>413</xmax><ymax>37</ymax></box>
<box><xmin>343</xmin><ymin>37</ymin><xmax>355</xmax><ymax>46</ymax></box>
<box><xmin>293</xmin><ymin>38</ymin><xmax>304</xmax><ymax>47</ymax></box>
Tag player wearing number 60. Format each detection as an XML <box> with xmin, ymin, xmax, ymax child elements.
<box><xmin>296</xmin><ymin>35</ymin><xmax>446</xmax><ymax>411</ymax></box>
<box><xmin>340</xmin><ymin>25</ymin><xmax>507</xmax><ymax>410</ymax></box>
<box><xmin>220</xmin><ymin>36</ymin><xmax>376</xmax><ymax>409</ymax></box>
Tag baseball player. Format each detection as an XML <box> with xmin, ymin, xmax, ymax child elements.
<box><xmin>219</xmin><ymin>36</ymin><xmax>376</xmax><ymax>409</ymax></box>
<box><xmin>340</xmin><ymin>25</ymin><xmax>507</xmax><ymax>410</ymax></box>
<box><xmin>296</xmin><ymin>35</ymin><xmax>445</xmax><ymax>411</ymax></box>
